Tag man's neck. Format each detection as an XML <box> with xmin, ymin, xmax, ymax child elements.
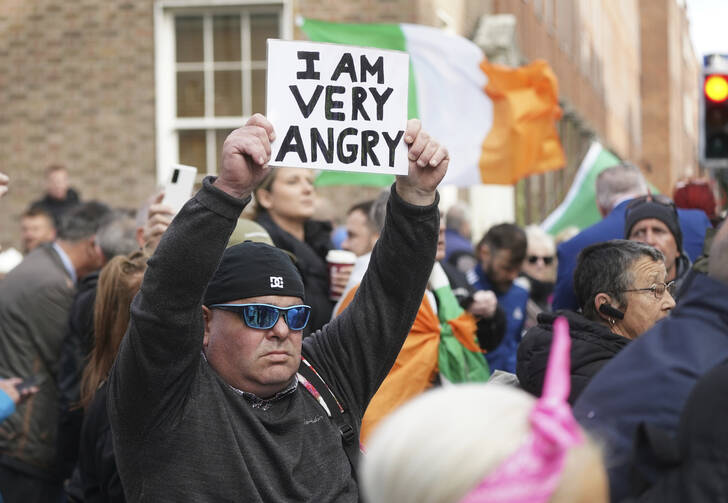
<box><xmin>606</xmin><ymin>192</ymin><xmax>646</xmax><ymax>216</ymax></box>
<box><xmin>56</xmin><ymin>239</ymin><xmax>93</xmax><ymax>281</ymax></box>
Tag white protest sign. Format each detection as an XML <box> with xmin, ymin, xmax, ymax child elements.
<box><xmin>266</xmin><ymin>39</ymin><xmax>409</xmax><ymax>175</ymax></box>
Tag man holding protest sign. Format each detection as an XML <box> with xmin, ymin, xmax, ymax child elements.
<box><xmin>108</xmin><ymin>41</ymin><xmax>448</xmax><ymax>502</ymax></box>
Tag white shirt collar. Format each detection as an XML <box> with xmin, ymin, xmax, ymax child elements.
<box><xmin>52</xmin><ymin>242</ymin><xmax>77</xmax><ymax>284</ymax></box>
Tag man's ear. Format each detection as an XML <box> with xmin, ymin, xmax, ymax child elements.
<box><xmin>86</xmin><ymin>235</ymin><xmax>105</xmax><ymax>265</ymax></box>
<box><xmin>202</xmin><ymin>306</ymin><xmax>212</xmax><ymax>348</ymax></box>
<box><xmin>255</xmin><ymin>188</ymin><xmax>273</xmax><ymax>210</ymax></box>
<box><xmin>597</xmin><ymin>205</ymin><xmax>608</xmax><ymax>218</ymax></box>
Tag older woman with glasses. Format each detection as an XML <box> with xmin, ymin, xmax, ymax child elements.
<box><xmin>517</xmin><ymin>239</ymin><xmax>676</xmax><ymax>404</ymax></box>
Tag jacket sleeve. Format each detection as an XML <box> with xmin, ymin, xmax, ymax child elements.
<box><xmin>475</xmin><ymin>306</ymin><xmax>507</xmax><ymax>353</ymax></box>
<box><xmin>56</xmin><ymin>287</ymin><xmax>96</xmax><ymax>479</ymax></box>
<box><xmin>108</xmin><ymin>177</ymin><xmax>247</xmax><ymax>437</ymax></box>
<box><xmin>302</xmin><ymin>185</ymin><xmax>439</xmax><ymax>419</ymax></box>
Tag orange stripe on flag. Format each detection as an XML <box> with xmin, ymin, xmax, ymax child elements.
<box><xmin>478</xmin><ymin>59</ymin><xmax>565</xmax><ymax>185</ymax></box>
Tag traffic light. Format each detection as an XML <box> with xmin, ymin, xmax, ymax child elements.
<box><xmin>703</xmin><ymin>72</ymin><xmax>728</xmax><ymax>161</ymax></box>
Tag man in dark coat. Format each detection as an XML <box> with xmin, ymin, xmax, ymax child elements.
<box><xmin>108</xmin><ymin>114</ymin><xmax>450</xmax><ymax>502</ymax></box>
<box><xmin>573</xmin><ymin>220</ymin><xmax>728</xmax><ymax>502</ymax></box>
<box><xmin>31</xmin><ymin>165</ymin><xmax>81</xmax><ymax>227</ymax></box>
<box><xmin>54</xmin><ymin>211</ymin><xmax>139</xmax><ymax>497</ymax></box>
<box><xmin>628</xmin><ymin>358</ymin><xmax>728</xmax><ymax>502</ymax></box>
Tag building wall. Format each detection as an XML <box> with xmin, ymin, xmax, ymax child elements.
<box><xmin>640</xmin><ymin>0</ymin><xmax>670</xmax><ymax>191</ymax></box>
<box><xmin>640</xmin><ymin>0</ymin><xmax>699</xmax><ymax>194</ymax></box>
<box><xmin>0</xmin><ymin>0</ymin><xmax>157</xmax><ymax>249</ymax></box>
<box><xmin>471</xmin><ymin>0</ymin><xmax>642</xmax><ymax>225</ymax></box>
<box><xmin>0</xmin><ymin>0</ymin><xmax>700</xmax><ymax>250</ymax></box>
<box><xmin>295</xmin><ymin>0</ymin><xmax>417</xmax><ymax>25</ymax></box>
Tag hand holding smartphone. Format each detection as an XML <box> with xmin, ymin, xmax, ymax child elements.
<box><xmin>15</xmin><ymin>375</ymin><xmax>44</xmax><ymax>395</ymax></box>
<box><xmin>0</xmin><ymin>376</ymin><xmax>42</xmax><ymax>404</ymax></box>
<box><xmin>162</xmin><ymin>164</ymin><xmax>198</xmax><ymax>214</ymax></box>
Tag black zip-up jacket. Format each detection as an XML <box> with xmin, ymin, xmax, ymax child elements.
<box><xmin>516</xmin><ymin>310</ymin><xmax>629</xmax><ymax>404</ymax></box>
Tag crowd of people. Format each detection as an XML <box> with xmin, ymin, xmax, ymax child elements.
<box><xmin>0</xmin><ymin>112</ymin><xmax>725</xmax><ymax>503</ymax></box>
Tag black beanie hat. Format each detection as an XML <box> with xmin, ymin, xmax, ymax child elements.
<box><xmin>624</xmin><ymin>200</ymin><xmax>683</xmax><ymax>253</ymax></box>
<box><xmin>203</xmin><ymin>242</ymin><xmax>305</xmax><ymax>306</ymax></box>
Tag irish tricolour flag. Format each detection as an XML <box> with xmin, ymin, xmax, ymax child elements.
<box><xmin>301</xmin><ymin>18</ymin><xmax>565</xmax><ymax>187</ymax></box>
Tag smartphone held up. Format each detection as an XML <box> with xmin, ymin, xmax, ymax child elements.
<box><xmin>162</xmin><ymin>164</ymin><xmax>198</xmax><ymax>214</ymax></box>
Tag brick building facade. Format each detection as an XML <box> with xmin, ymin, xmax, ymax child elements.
<box><xmin>0</xmin><ymin>0</ymin><xmax>700</xmax><ymax>249</ymax></box>
<box><xmin>640</xmin><ymin>0</ymin><xmax>700</xmax><ymax>193</ymax></box>
<box><xmin>1</xmin><ymin>0</ymin><xmax>157</xmax><ymax>250</ymax></box>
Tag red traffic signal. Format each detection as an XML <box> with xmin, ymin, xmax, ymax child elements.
<box><xmin>705</xmin><ymin>74</ymin><xmax>728</xmax><ymax>103</ymax></box>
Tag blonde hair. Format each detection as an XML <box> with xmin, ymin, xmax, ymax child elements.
<box><xmin>525</xmin><ymin>225</ymin><xmax>556</xmax><ymax>255</ymax></box>
<box><xmin>361</xmin><ymin>384</ymin><xmax>604</xmax><ymax>503</ymax></box>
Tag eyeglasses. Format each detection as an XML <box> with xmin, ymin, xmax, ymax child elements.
<box><xmin>621</xmin><ymin>281</ymin><xmax>676</xmax><ymax>299</ymax></box>
<box><xmin>210</xmin><ymin>303</ymin><xmax>312</xmax><ymax>331</ymax></box>
<box><xmin>527</xmin><ymin>255</ymin><xmax>554</xmax><ymax>265</ymax></box>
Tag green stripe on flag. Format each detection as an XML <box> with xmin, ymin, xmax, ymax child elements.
<box><xmin>301</xmin><ymin>19</ymin><xmax>416</xmax><ymax>187</ymax></box>
<box><xmin>543</xmin><ymin>145</ymin><xmax>620</xmax><ymax>235</ymax></box>
<box><xmin>312</xmin><ymin>171</ymin><xmax>395</xmax><ymax>187</ymax></box>
<box><xmin>300</xmin><ymin>19</ymin><xmax>418</xmax><ymax>118</ymax></box>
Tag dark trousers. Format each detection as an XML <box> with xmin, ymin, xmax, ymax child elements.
<box><xmin>0</xmin><ymin>463</ymin><xmax>65</xmax><ymax>503</ymax></box>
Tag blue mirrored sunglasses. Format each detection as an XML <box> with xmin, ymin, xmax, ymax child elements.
<box><xmin>210</xmin><ymin>303</ymin><xmax>311</xmax><ymax>331</ymax></box>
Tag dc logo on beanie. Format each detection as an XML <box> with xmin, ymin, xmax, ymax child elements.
<box><xmin>270</xmin><ymin>276</ymin><xmax>284</xmax><ymax>289</ymax></box>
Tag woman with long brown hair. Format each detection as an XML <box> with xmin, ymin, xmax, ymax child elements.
<box><xmin>77</xmin><ymin>251</ymin><xmax>148</xmax><ymax>502</ymax></box>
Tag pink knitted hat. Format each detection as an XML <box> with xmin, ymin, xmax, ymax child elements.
<box><xmin>461</xmin><ymin>316</ymin><xmax>583</xmax><ymax>503</ymax></box>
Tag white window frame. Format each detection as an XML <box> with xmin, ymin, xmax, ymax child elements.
<box><xmin>154</xmin><ymin>0</ymin><xmax>293</xmax><ymax>183</ymax></box>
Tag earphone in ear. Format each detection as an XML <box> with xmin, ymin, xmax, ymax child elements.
<box><xmin>599</xmin><ymin>303</ymin><xmax>625</xmax><ymax>320</ymax></box>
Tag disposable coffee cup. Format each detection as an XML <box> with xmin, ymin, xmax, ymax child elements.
<box><xmin>326</xmin><ymin>250</ymin><xmax>357</xmax><ymax>300</ymax></box>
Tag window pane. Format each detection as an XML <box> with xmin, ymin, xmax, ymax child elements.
<box><xmin>177</xmin><ymin>71</ymin><xmax>205</xmax><ymax>117</ymax></box>
<box><xmin>213</xmin><ymin>15</ymin><xmax>241</xmax><ymax>62</ymax></box>
<box><xmin>179</xmin><ymin>130</ymin><xmax>206</xmax><ymax>170</ymax></box>
<box><xmin>251</xmin><ymin>69</ymin><xmax>266</xmax><ymax>115</ymax></box>
<box><xmin>250</xmin><ymin>14</ymin><xmax>279</xmax><ymax>61</ymax></box>
<box><xmin>175</xmin><ymin>16</ymin><xmax>203</xmax><ymax>63</ymax></box>
<box><xmin>215</xmin><ymin>70</ymin><xmax>242</xmax><ymax>116</ymax></box>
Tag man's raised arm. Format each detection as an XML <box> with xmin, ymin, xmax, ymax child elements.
<box><xmin>109</xmin><ymin>115</ymin><xmax>276</xmax><ymax>434</ymax></box>
<box><xmin>303</xmin><ymin>118</ymin><xmax>450</xmax><ymax>412</ymax></box>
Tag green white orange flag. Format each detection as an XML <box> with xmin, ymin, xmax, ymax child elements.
<box><xmin>300</xmin><ymin>18</ymin><xmax>565</xmax><ymax>187</ymax></box>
